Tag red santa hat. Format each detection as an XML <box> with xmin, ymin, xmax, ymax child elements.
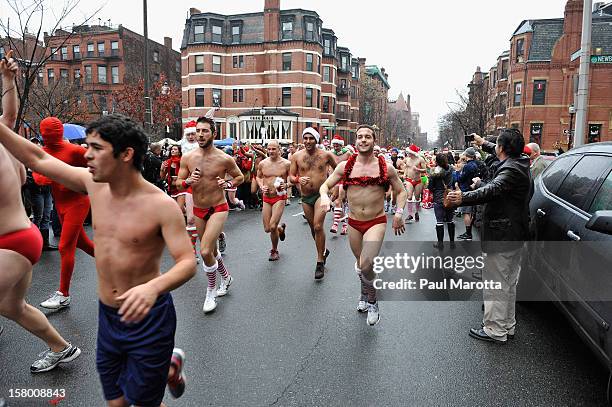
<box><xmin>407</xmin><ymin>144</ymin><xmax>420</xmax><ymax>156</ymax></box>
<box><xmin>184</xmin><ymin>120</ymin><xmax>197</xmax><ymax>135</ymax></box>
<box><xmin>331</xmin><ymin>135</ymin><xmax>344</xmax><ymax>146</ymax></box>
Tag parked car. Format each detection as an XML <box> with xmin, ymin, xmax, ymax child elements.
<box><xmin>521</xmin><ymin>142</ymin><xmax>612</xmax><ymax>404</ymax></box>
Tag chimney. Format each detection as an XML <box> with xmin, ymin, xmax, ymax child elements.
<box><xmin>264</xmin><ymin>0</ymin><xmax>280</xmax><ymax>42</ymax></box>
<box><xmin>189</xmin><ymin>7</ymin><xmax>201</xmax><ymax>16</ymax></box>
<box><xmin>164</xmin><ymin>36</ymin><xmax>172</xmax><ymax>49</ymax></box>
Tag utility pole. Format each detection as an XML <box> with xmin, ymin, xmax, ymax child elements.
<box><xmin>573</xmin><ymin>0</ymin><xmax>592</xmax><ymax>148</ymax></box>
<box><xmin>143</xmin><ymin>0</ymin><xmax>152</xmax><ymax>133</ymax></box>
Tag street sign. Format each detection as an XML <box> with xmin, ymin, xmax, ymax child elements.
<box><xmin>571</xmin><ymin>49</ymin><xmax>581</xmax><ymax>62</ymax></box>
<box><xmin>590</xmin><ymin>55</ymin><xmax>612</xmax><ymax>64</ymax></box>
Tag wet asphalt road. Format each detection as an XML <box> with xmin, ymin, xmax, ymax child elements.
<box><xmin>0</xmin><ymin>205</ymin><xmax>609</xmax><ymax>406</ymax></box>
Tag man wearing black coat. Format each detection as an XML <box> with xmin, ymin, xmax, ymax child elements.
<box><xmin>447</xmin><ymin>128</ymin><xmax>532</xmax><ymax>343</ymax></box>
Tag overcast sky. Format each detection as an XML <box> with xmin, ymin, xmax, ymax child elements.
<box><xmin>3</xmin><ymin>0</ymin><xmax>565</xmax><ymax>138</ymax></box>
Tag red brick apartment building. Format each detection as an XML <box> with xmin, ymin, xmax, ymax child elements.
<box><xmin>180</xmin><ymin>0</ymin><xmax>366</xmax><ymax>144</ymax></box>
<box><xmin>504</xmin><ymin>0</ymin><xmax>612</xmax><ymax>149</ymax></box>
<box><xmin>43</xmin><ymin>24</ymin><xmax>181</xmax><ymax>127</ymax></box>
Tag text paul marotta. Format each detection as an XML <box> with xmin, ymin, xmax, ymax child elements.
<box><xmin>373</xmin><ymin>278</ymin><xmax>502</xmax><ymax>291</ymax></box>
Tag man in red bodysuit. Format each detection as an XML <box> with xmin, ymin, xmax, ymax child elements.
<box><xmin>35</xmin><ymin>117</ymin><xmax>95</xmax><ymax>309</ymax></box>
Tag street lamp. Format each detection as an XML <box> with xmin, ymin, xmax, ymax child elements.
<box><xmin>259</xmin><ymin>106</ymin><xmax>266</xmax><ymax>142</ymax></box>
<box><xmin>568</xmin><ymin>104</ymin><xmax>576</xmax><ymax>150</ymax></box>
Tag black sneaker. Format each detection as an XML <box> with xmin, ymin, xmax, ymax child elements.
<box><xmin>458</xmin><ymin>233</ymin><xmax>472</xmax><ymax>241</ymax></box>
<box><xmin>323</xmin><ymin>249</ymin><xmax>330</xmax><ymax>265</ymax></box>
<box><xmin>315</xmin><ymin>262</ymin><xmax>325</xmax><ymax>280</ymax></box>
<box><xmin>168</xmin><ymin>348</ymin><xmax>186</xmax><ymax>399</ymax></box>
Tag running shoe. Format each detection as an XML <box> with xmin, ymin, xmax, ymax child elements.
<box><xmin>323</xmin><ymin>248</ymin><xmax>330</xmax><ymax>265</ymax></box>
<box><xmin>366</xmin><ymin>302</ymin><xmax>380</xmax><ymax>326</ymax></box>
<box><xmin>458</xmin><ymin>234</ymin><xmax>472</xmax><ymax>241</ymax></box>
<box><xmin>330</xmin><ymin>223</ymin><xmax>338</xmax><ymax>234</ymax></box>
<box><xmin>203</xmin><ymin>289</ymin><xmax>217</xmax><ymax>313</ymax></box>
<box><xmin>30</xmin><ymin>343</ymin><xmax>81</xmax><ymax>373</ymax></box>
<box><xmin>238</xmin><ymin>200</ymin><xmax>246</xmax><ymax>210</ymax></box>
<box><xmin>357</xmin><ymin>295</ymin><xmax>368</xmax><ymax>313</ymax></box>
<box><xmin>217</xmin><ymin>276</ymin><xmax>233</xmax><ymax>297</ymax></box>
<box><xmin>340</xmin><ymin>223</ymin><xmax>348</xmax><ymax>235</ymax></box>
<box><xmin>405</xmin><ymin>215</ymin><xmax>414</xmax><ymax>224</ymax></box>
<box><xmin>268</xmin><ymin>250</ymin><xmax>280</xmax><ymax>261</ymax></box>
<box><xmin>414</xmin><ymin>212</ymin><xmax>420</xmax><ymax>222</ymax></box>
<box><xmin>218</xmin><ymin>232</ymin><xmax>226</xmax><ymax>254</ymax></box>
<box><xmin>279</xmin><ymin>223</ymin><xmax>286</xmax><ymax>242</ymax></box>
<box><xmin>314</xmin><ymin>262</ymin><xmax>325</xmax><ymax>280</ymax></box>
<box><xmin>168</xmin><ymin>348</ymin><xmax>186</xmax><ymax>399</ymax></box>
<box><xmin>40</xmin><ymin>291</ymin><xmax>71</xmax><ymax>310</ymax></box>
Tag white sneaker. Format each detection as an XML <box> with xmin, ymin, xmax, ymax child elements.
<box><xmin>366</xmin><ymin>302</ymin><xmax>380</xmax><ymax>326</ymax></box>
<box><xmin>203</xmin><ymin>289</ymin><xmax>217</xmax><ymax>313</ymax></box>
<box><xmin>357</xmin><ymin>295</ymin><xmax>368</xmax><ymax>313</ymax></box>
<box><xmin>217</xmin><ymin>275</ymin><xmax>233</xmax><ymax>297</ymax></box>
<box><xmin>40</xmin><ymin>291</ymin><xmax>71</xmax><ymax>309</ymax></box>
<box><xmin>238</xmin><ymin>200</ymin><xmax>246</xmax><ymax>210</ymax></box>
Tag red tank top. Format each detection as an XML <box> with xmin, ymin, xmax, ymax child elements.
<box><xmin>341</xmin><ymin>154</ymin><xmax>390</xmax><ymax>190</ymax></box>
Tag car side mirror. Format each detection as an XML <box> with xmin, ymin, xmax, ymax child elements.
<box><xmin>585</xmin><ymin>210</ymin><xmax>612</xmax><ymax>235</ymax></box>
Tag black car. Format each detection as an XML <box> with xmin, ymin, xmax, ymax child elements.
<box><xmin>522</xmin><ymin>142</ymin><xmax>612</xmax><ymax>403</ymax></box>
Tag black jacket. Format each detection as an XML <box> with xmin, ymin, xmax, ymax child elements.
<box><xmin>428</xmin><ymin>166</ymin><xmax>453</xmax><ymax>204</ymax></box>
<box><xmin>461</xmin><ymin>154</ymin><xmax>532</xmax><ymax>253</ymax></box>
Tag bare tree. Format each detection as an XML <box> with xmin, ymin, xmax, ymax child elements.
<box><xmin>0</xmin><ymin>0</ymin><xmax>101</xmax><ymax>131</ymax></box>
<box><xmin>437</xmin><ymin>111</ymin><xmax>465</xmax><ymax>149</ymax></box>
<box><xmin>359</xmin><ymin>74</ymin><xmax>388</xmax><ymax>140</ymax></box>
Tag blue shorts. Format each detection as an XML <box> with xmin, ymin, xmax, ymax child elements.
<box><xmin>96</xmin><ymin>293</ymin><xmax>176</xmax><ymax>406</ymax></box>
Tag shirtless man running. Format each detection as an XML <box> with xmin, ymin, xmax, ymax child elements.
<box><xmin>403</xmin><ymin>144</ymin><xmax>427</xmax><ymax>222</ymax></box>
<box><xmin>0</xmin><ymin>51</ymin><xmax>81</xmax><ymax>373</ymax></box>
<box><xmin>176</xmin><ymin>116</ymin><xmax>244</xmax><ymax>313</ymax></box>
<box><xmin>329</xmin><ymin>135</ymin><xmax>351</xmax><ymax>235</ymax></box>
<box><xmin>0</xmin><ymin>114</ymin><xmax>196</xmax><ymax>406</ymax></box>
<box><xmin>289</xmin><ymin>127</ymin><xmax>337</xmax><ymax>279</ymax></box>
<box><xmin>256</xmin><ymin>141</ymin><xmax>290</xmax><ymax>261</ymax></box>
<box><xmin>321</xmin><ymin>125</ymin><xmax>407</xmax><ymax>325</ymax></box>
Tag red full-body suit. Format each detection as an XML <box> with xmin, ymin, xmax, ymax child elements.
<box><xmin>33</xmin><ymin>117</ymin><xmax>95</xmax><ymax>297</ymax></box>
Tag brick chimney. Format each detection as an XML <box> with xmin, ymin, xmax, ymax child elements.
<box><xmin>264</xmin><ymin>0</ymin><xmax>280</xmax><ymax>42</ymax></box>
<box><xmin>189</xmin><ymin>7</ymin><xmax>201</xmax><ymax>16</ymax></box>
<box><xmin>164</xmin><ymin>36</ymin><xmax>172</xmax><ymax>50</ymax></box>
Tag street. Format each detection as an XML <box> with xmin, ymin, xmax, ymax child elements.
<box><xmin>0</xmin><ymin>207</ymin><xmax>608</xmax><ymax>406</ymax></box>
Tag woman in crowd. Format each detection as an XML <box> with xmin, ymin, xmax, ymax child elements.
<box><xmin>429</xmin><ymin>153</ymin><xmax>456</xmax><ymax>249</ymax></box>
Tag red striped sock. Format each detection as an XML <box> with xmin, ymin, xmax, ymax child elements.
<box><xmin>333</xmin><ymin>207</ymin><xmax>342</xmax><ymax>226</ymax></box>
<box><xmin>216</xmin><ymin>254</ymin><xmax>230</xmax><ymax>280</ymax></box>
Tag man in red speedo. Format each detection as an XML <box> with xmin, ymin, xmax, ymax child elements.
<box><xmin>36</xmin><ymin>117</ymin><xmax>95</xmax><ymax>310</ymax></box>
<box><xmin>320</xmin><ymin>125</ymin><xmax>407</xmax><ymax>326</ymax></box>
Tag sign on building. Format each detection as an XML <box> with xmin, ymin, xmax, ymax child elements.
<box><xmin>590</xmin><ymin>55</ymin><xmax>612</xmax><ymax>64</ymax></box>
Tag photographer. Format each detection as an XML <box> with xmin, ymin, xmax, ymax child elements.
<box><xmin>455</xmin><ymin>147</ymin><xmax>479</xmax><ymax>241</ymax></box>
<box><xmin>447</xmin><ymin>129</ymin><xmax>532</xmax><ymax>344</ymax></box>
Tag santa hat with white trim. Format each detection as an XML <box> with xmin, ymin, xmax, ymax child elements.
<box><xmin>184</xmin><ymin>120</ymin><xmax>197</xmax><ymax>136</ymax></box>
<box><xmin>331</xmin><ymin>135</ymin><xmax>344</xmax><ymax>146</ymax></box>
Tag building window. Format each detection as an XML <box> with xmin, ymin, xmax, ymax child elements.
<box><xmin>111</xmin><ymin>66</ymin><xmax>119</xmax><ymax>84</ymax></box>
<box><xmin>98</xmin><ymin>65</ymin><xmax>107</xmax><ymax>83</ymax></box>
<box><xmin>233</xmin><ymin>55</ymin><xmax>244</xmax><ymax>68</ymax></box>
<box><xmin>282</xmin><ymin>53</ymin><xmax>291</xmax><ymax>71</ymax></box>
<box><xmin>74</xmin><ymin>68</ymin><xmax>81</xmax><ymax>85</ymax></box>
<box><xmin>317</xmin><ymin>56</ymin><xmax>321</xmax><ymax>74</ymax></box>
<box><xmin>232</xmin><ymin>89</ymin><xmax>244</xmax><ymax>103</ymax></box>
<box><xmin>341</xmin><ymin>56</ymin><xmax>348</xmax><ymax>71</ymax></box>
<box><xmin>87</xmin><ymin>43</ymin><xmax>94</xmax><ymax>57</ymax></box>
<box><xmin>305</xmin><ymin>88</ymin><xmax>313</xmax><ymax>108</ymax></box>
<box><xmin>85</xmin><ymin>65</ymin><xmax>92</xmax><ymax>83</ymax></box>
<box><xmin>324</xmin><ymin>39</ymin><xmax>331</xmax><ymax>55</ymax></box>
<box><xmin>316</xmin><ymin>89</ymin><xmax>320</xmax><ymax>109</ymax></box>
<box><xmin>194</xmin><ymin>24</ymin><xmax>205</xmax><ymax>42</ymax></box>
<box><xmin>282</xmin><ymin>87</ymin><xmax>291</xmax><ymax>106</ymax></box>
<box><xmin>351</xmin><ymin>65</ymin><xmax>358</xmax><ymax>79</ymax></box>
<box><xmin>195</xmin><ymin>55</ymin><xmax>204</xmax><ymax>72</ymax></box>
<box><xmin>212</xmin><ymin>55</ymin><xmax>221</xmax><ymax>73</ymax></box>
<box><xmin>501</xmin><ymin>60</ymin><xmax>508</xmax><ymax>79</ymax></box>
<box><xmin>306</xmin><ymin>53</ymin><xmax>313</xmax><ymax>71</ymax></box>
<box><xmin>306</xmin><ymin>21</ymin><xmax>314</xmax><ymax>41</ymax></box>
<box><xmin>516</xmin><ymin>38</ymin><xmax>525</xmax><ymax>62</ymax></box>
<box><xmin>97</xmin><ymin>42</ymin><xmax>105</xmax><ymax>56</ymax></box>
<box><xmin>195</xmin><ymin>88</ymin><xmax>205</xmax><ymax>107</ymax></box>
<box><xmin>231</xmin><ymin>25</ymin><xmax>241</xmax><ymax>44</ymax></box>
<box><xmin>73</xmin><ymin>45</ymin><xmax>81</xmax><ymax>59</ymax></box>
<box><xmin>47</xmin><ymin>69</ymin><xmax>54</xmax><ymax>85</ymax></box>
<box><xmin>176</xmin><ymin>60</ymin><xmax>181</xmax><ymax>72</ymax></box>
<box><xmin>229</xmin><ymin>122</ymin><xmax>237</xmax><ymax>138</ymax></box>
<box><xmin>332</xmin><ymin>97</ymin><xmax>336</xmax><ymax>114</ymax></box>
<box><xmin>513</xmin><ymin>82</ymin><xmax>522</xmax><ymax>106</ymax></box>
<box><xmin>530</xmin><ymin>123</ymin><xmax>543</xmax><ymax>145</ymax></box>
<box><xmin>111</xmin><ymin>41</ymin><xmax>119</xmax><ymax>56</ymax></box>
<box><xmin>0</xmin><ymin>47</ymin><xmax>4</xmax><ymax>59</ymax></box>
<box><xmin>323</xmin><ymin>66</ymin><xmax>330</xmax><ymax>82</ymax></box>
<box><xmin>212</xmin><ymin>25</ymin><xmax>222</xmax><ymax>43</ymax></box>
<box><xmin>282</xmin><ymin>21</ymin><xmax>293</xmax><ymax>40</ymax></box>
<box><xmin>351</xmin><ymin>85</ymin><xmax>356</xmax><ymax>98</ymax></box>
<box><xmin>60</xmin><ymin>69</ymin><xmax>68</xmax><ymax>81</ymax></box>
<box><xmin>50</xmin><ymin>47</ymin><xmax>58</xmax><ymax>60</ymax></box>
<box><xmin>322</xmin><ymin>96</ymin><xmax>329</xmax><ymax>113</ymax></box>
<box><xmin>588</xmin><ymin>124</ymin><xmax>602</xmax><ymax>143</ymax></box>
<box><xmin>212</xmin><ymin>88</ymin><xmax>222</xmax><ymax>106</ymax></box>
<box><xmin>499</xmin><ymin>94</ymin><xmax>507</xmax><ymax>114</ymax></box>
<box><xmin>99</xmin><ymin>95</ymin><xmax>107</xmax><ymax>110</ymax></box>
<box><xmin>61</xmin><ymin>46</ymin><xmax>68</xmax><ymax>60</ymax></box>
<box><xmin>340</xmin><ymin>79</ymin><xmax>347</xmax><ymax>90</ymax></box>
<box><xmin>532</xmin><ymin>80</ymin><xmax>546</xmax><ymax>105</ymax></box>
<box><xmin>153</xmin><ymin>50</ymin><xmax>159</xmax><ymax>62</ymax></box>
<box><xmin>86</xmin><ymin>94</ymin><xmax>94</xmax><ymax>111</ymax></box>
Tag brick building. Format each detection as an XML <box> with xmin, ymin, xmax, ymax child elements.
<box><xmin>386</xmin><ymin>91</ymin><xmax>413</xmax><ymax>146</ymax></box>
<box><xmin>485</xmin><ymin>50</ymin><xmax>510</xmax><ymax>132</ymax></box>
<box><xmin>180</xmin><ymin>0</ymin><xmax>367</xmax><ymax>144</ymax></box>
<box><xmin>43</xmin><ymin>24</ymin><xmax>181</xmax><ymax>130</ymax></box>
<box><xmin>505</xmin><ymin>0</ymin><xmax>612</xmax><ymax>149</ymax></box>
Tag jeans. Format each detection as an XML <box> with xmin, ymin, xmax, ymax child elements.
<box><xmin>30</xmin><ymin>186</ymin><xmax>53</xmax><ymax>231</ymax></box>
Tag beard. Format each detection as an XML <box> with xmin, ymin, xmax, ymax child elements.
<box><xmin>199</xmin><ymin>139</ymin><xmax>213</xmax><ymax>149</ymax></box>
